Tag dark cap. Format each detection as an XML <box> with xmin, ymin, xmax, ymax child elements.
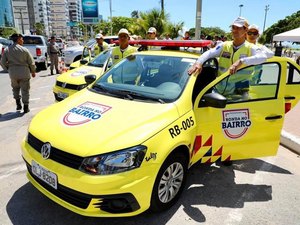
<box><xmin>10</xmin><ymin>33</ymin><xmax>23</xmax><ymax>42</ymax></box>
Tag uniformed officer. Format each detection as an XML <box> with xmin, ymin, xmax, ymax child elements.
<box><xmin>111</xmin><ymin>28</ymin><xmax>137</xmax><ymax>65</ymax></box>
<box><xmin>188</xmin><ymin>17</ymin><xmax>267</xmax><ymax>98</ymax></box>
<box><xmin>94</xmin><ymin>33</ymin><xmax>109</xmax><ymax>56</ymax></box>
<box><xmin>47</xmin><ymin>36</ymin><xmax>60</xmax><ymax>75</ymax></box>
<box><xmin>1</xmin><ymin>33</ymin><xmax>36</xmax><ymax>113</ymax></box>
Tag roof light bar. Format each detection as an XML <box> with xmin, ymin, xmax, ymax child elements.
<box><xmin>114</xmin><ymin>40</ymin><xmax>212</xmax><ymax>48</ymax></box>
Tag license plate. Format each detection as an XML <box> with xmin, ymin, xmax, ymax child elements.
<box><xmin>57</xmin><ymin>92</ymin><xmax>68</xmax><ymax>99</ymax></box>
<box><xmin>31</xmin><ymin>161</ymin><xmax>57</xmax><ymax>189</ymax></box>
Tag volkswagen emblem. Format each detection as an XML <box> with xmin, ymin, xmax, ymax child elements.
<box><xmin>62</xmin><ymin>82</ymin><xmax>67</xmax><ymax>88</ymax></box>
<box><xmin>41</xmin><ymin>142</ymin><xmax>51</xmax><ymax>159</ymax></box>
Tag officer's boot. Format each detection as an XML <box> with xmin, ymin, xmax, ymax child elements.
<box><xmin>51</xmin><ymin>70</ymin><xmax>54</xmax><ymax>75</ymax></box>
<box><xmin>23</xmin><ymin>105</ymin><xmax>30</xmax><ymax>113</ymax></box>
<box><xmin>16</xmin><ymin>99</ymin><xmax>22</xmax><ymax>111</ymax></box>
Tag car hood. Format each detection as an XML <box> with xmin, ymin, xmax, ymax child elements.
<box><xmin>29</xmin><ymin>89</ymin><xmax>179</xmax><ymax>157</ymax></box>
<box><xmin>63</xmin><ymin>46</ymin><xmax>84</xmax><ymax>52</ymax></box>
<box><xmin>56</xmin><ymin>65</ymin><xmax>105</xmax><ymax>84</ymax></box>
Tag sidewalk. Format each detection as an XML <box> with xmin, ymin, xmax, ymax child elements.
<box><xmin>280</xmin><ymin>103</ymin><xmax>300</xmax><ymax>155</ymax></box>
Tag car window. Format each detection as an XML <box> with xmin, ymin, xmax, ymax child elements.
<box><xmin>87</xmin><ymin>50</ymin><xmax>111</xmax><ymax>67</ymax></box>
<box><xmin>210</xmin><ymin>62</ymin><xmax>280</xmax><ymax>103</ymax></box>
<box><xmin>93</xmin><ymin>55</ymin><xmax>194</xmax><ymax>102</ymax></box>
<box><xmin>23</xmin><ymin>36</ymin><xmax>43</xmax><ymax>45</ymax></box>
<box><xmin>287</xmin><ymin>63</ymin><xmax>300</xmax><ymax>83</ymax></box>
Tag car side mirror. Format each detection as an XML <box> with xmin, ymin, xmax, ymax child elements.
<box><xmin>85</xmin><ymin>74</ymin><xmax>97</xmax><ymax>85</ymax></box>
<box><xmin>80</xmin><ymin>59</ymin><xmax>88</xmax><ymax>65</ymax></box>
<box><xmin>200</xmin><ymin>92</ymin><xmax>227</xmax><ymax>108</ymax></box>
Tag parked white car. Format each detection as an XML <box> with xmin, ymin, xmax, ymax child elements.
<box><xmin>23</xmin><ymin>35</ymin><xmax>48</xmax><ymax>70</ymax></box>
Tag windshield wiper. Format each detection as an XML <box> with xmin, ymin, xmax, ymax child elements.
<box><xmin>111</xmin><ymin>89</ymin><xmax>165</xmax><ymax>103</ymax></box>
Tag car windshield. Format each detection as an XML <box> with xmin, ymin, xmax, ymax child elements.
<box><xmin>91</xmin><ymin>54</ymin><xmax>195</xmax><ymax>103</ymax></box>
<box><xmin>87</xmin><ymin>49</ymin><xmax>112</xmax><ymax>67</ymax></box>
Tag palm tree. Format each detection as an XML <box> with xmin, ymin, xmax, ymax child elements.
<box><xmin>160</xmin><ymin>0</ymin><xmax>164</xmax><ymax>13</ymax></box>
<box><xmin>139</xmin><ymin>8</ymin><xmax>169</xmax><ymax>38</ymax></box>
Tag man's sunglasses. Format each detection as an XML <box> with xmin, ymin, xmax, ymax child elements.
<box><xmin>247</xmin><ymin>31</ymin><xmax>258</xmax><ymax>35</ymax></box>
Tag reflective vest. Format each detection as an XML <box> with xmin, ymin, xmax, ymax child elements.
<box><xmin>216</xmin><ymin>41</ymin><xmax>254</xmax><ymax>95</ymax></box>
<box><xmin>94</xmin><ymin>42</ymin><xmax>109</xmax><ymax>56</ymax></box>
<box><xmin>112</xmin><ymin>45</ymin><xmax>137</xmax><ymax>65</ymax></box>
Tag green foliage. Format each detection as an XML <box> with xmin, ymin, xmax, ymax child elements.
<box><xmin>0</xmin><ymin>27</ymin><xmax>17</xmax><ymax>38</ymax></box>
<box><xmin>34</xmin><ymin>22</ymin><xmax>45</xmax><ymax>35</ymax></box>
<box><xmin>264</xmin><ymin>10</ymin><xmax>300</xmax><ymax>43</ymax></box>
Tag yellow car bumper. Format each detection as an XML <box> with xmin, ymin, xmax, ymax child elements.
<box><xmin>21</xmin><ymin>139</ymin><xmax>156</xmax><ymax>217</ymax></box>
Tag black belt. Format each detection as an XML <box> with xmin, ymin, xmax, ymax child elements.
<box><xmin>50</xmin><ymin>52</ymin><xmax>58</xmax><ymax>54</ymax></box>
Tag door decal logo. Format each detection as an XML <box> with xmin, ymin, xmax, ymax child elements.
<box><xmin>222</xmin><ymin>109</ymin><xmax>251</xmax><ymax>139</ymax></box>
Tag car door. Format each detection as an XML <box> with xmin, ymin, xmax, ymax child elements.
<box><xmin>284</xmin><ymin>60</ymin><xmax>300</xmax><ymax>112</ymax></box>
<box><xmin>190</xmin><ymin>61</ymin><xmax>285</xmax><ymax>164</ymax></box>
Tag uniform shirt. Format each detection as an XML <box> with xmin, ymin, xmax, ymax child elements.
<box><xmin>112</xmin><ymin>45</ymin><xmax>137</xmax><ymax>65</ymax></box>
<box><xmin>94</xmin><ymin>42</ymin><xmax>109</xmax><ymax>56</ymax></box>
<box><xmin>196</xmin><ymin>41</ymin><xmax>267</xmax><ymax>68</ymax></box>
<box><xmin>1</xmin><ymin>43</ymin><xmax>36</xmax><ymax>79</ymax></box>
<box><xmin>47</xmin><ymin>41</ymin><xmax>59</xmax><ymax>55</ymax></box>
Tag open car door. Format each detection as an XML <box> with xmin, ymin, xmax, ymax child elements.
<box><xmin>284</xmin><ymin>59</ymin><xmax>300</xmax><ymax>112</ymax></box>
<box><xmin>191</xmin><ymin>61</ymin><xmax>285</xmax><ymax>164</ymax></box>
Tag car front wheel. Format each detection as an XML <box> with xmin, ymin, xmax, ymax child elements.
<box><xmin>150</xmin><ymin>152</ymin><xmax>188</xmax><ymax>212</ymax></box>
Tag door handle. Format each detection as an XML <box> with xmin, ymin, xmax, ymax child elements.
<box><xmin>285</xmin><ymin>96</ymin><xmax>295</xmax><ymax>100</ymax></box>
<box><xmin>265</xmin><ymin>115</ymin><xmax>282</xmax><ymax>120</ymax></box>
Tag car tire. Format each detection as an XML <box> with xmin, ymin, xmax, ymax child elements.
<box><xmin>150</xmin><ymin>152</ymin><xmax>188</xmax><ymax>212</ymax></box>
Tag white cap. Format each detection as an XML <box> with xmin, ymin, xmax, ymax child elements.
<box><xmin>95</xmin><ymin>34</ymin><xmax>103</xmax><ymax>39</ymax></box>
<box><xmin>232</xmin><ymin>17</ymin><xmax>249</xmax><ymax>28</ymax></box>
<box><xmin>248</xmin><ymin>24</ymin><xmax>260</xmax><ymax>33</ymax></box>
<box><xmin>148</xmin><ymin>27</ymin><xmax>157</xmax><ymax>33</ymax></box>
<box><xmin>118</xmin><ymin>28</ymin><xmax>129</xmax><ymax>36</ymax></box>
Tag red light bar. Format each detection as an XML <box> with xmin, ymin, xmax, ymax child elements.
<box><xmin>114</xmin><ymin>40</ymin><xmax>212</xmax><ymax>48</ymax></box>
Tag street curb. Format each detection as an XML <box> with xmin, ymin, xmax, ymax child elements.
<box><xmin>280</xmin><ymin>130</ymin><xmax>300</xmax><ymax>155</ymax></box>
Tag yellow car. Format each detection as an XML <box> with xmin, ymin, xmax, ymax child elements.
<box><xmin>22</xmin><ymin>40</ymin><xmax>300</xmax><ymax>217</ymax></box>
<box><xmin>69</xmin><ymin>45</ymin><xmax>93</xmax><ymax>70</ymax></box>
<box><xmin>53</xmin><ymin>49</ymin><xmax>112</xmax><ymax>101</ymax></box>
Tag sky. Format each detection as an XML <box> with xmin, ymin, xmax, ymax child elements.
<box><xmin>97</xmin><ymin>0</ymin><xmax>300</xmax><ymax>33</ymax></box>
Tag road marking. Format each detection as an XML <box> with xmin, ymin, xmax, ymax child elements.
<box><xmin>0</xmin><ymin>164</ymin><xmax>27</xmax><ymax>180</ymax></box>
<box><xmin>38</xmin><ymin>85</ymin><xmax>52</xmax><ymax>89</ymax></box>
<box><xmin>29</xmin><ymin>98</ymin><xmax>41</xmax><ymax>101</ymax></box>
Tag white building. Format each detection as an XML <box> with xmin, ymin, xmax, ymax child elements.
<box><xmin>12</xmin><ymin>0</ymin><xmax>30</xmax><ymax>34</ymax></box>
<box><xmin>32</xmin><ymin>0</ymin><xmax>51</xmax><ymax>36</ymax></box>
<box><xmin>68</xmin><ymin>0</ymin><xmax>82</xmax><ymax>39</ymax></box>
<box><xmin>49</xmin><ymin>0</ymin><xmax>70</xmax><ymax>38</ymax></box>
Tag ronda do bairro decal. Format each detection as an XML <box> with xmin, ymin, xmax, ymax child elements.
<box><xmin>222</xmin><ymin>109</ymin><xmax>252</xmax><ymax>139</ymax></box>
<box><xmin>62</xmin><ymin>101</ymin><xmax>111</xmax><ymax>126</ymax></box>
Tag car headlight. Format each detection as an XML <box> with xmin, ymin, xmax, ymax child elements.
<box><xmin>80</xmin><ymin>145</ymin><xmax>147</xmax><ymax>175</ymax></box>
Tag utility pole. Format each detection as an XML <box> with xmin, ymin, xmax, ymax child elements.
<box><xmin>263</xmin><ymin>5</ymin><xmax>270</xmax><ymax>33</ymax></box>
<box><xmin>109</xmin><ymin>0</ymin><xmax>113</xmax><ymax>35</ymax></box>
<box><xmin>15</xmin><ymin>6</ymin><xmax>26</xmax><ymax>34</ymax></box>
<box><xmin>195</xmin><ymin>0</ymin><xmax>202</xmax><ymax>39</ymax></box>
<box><xmin>239</xmin><ymin>4</ymin><xmax>244</xmax><ymax>17</ymax></box>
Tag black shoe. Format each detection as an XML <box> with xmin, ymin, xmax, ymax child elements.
<box><xmin>51</xmin><ymin>70</ymin><xmax>54</xmax><ymax>75</ymax></box>
<box><xmin>23</xmin><ymin>105</ymin><xmax>30</xmax><ymax>113</ymax></box>
<box><xmin>16</xmin><ymin>99</ymin><xmax>22</xmax><ymax>110</ymax></box>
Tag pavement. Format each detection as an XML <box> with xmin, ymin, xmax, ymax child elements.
<box><xmin>280</xmin><ymin>102</ymin><xmax>300</xmax><ymax>155</ymax></box>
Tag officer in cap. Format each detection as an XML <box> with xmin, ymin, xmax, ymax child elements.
<box><xmin>1</xmin><ymin>33</ymin><xmax>36</xmax><ymax>113</ymax></box>
<box><xmin>94</xmin><ymin>33</ymin><xmax>109</xmax><ymax>56</ymax></box>
<box><xmin>111</xmin><ymin>28</ymin><xmax>137</xmax><ymax>65</ymax></box>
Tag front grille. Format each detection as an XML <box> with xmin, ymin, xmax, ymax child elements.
<box><xmin>28</xmin><ymin>132</ymin><xmax>84</xmax><ymax>170</ymax></box>
<box><xmin>26</xmin><ymin>161</ymin><xmax>92</xmax><ymax>209</ymax></box>
<box><xmin>56</xmin><ymin>81</ymin><xmax>84</xmax><ymax>90</ymax></box>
